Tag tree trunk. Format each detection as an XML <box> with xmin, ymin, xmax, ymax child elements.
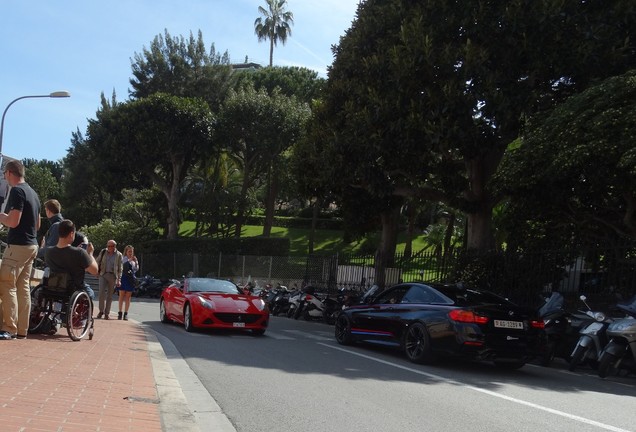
<box><xmin>464</xmin><ymin>151</ymin><xmax>502</xmax><ymax>251</ymax></box>
<box><xmin>308</xmin><ymin>198</ymin><xmax>321</xmax><ymax>255</ymax></box>
<box><xmin>375</xmin><ymin>205</ymin><xmax>401</xmax><ymax>287</ymax></box>
<box><xmin>404</xmin><ymin>203</ymin><xmax>416</xmax><ymax>259</ymax></box>
<box><xmin>263</xmin><ymin>162</ymin><xmax>278</xmax><ymax>237</ymax></box>
<box><xmin>234</xmin><ymin>175</ymin><xmax>251</xmax><ymax>238</ymax></box>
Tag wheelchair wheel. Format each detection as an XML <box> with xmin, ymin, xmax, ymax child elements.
<box><xmin>67</xmin><ymin>290</ymin><xmax>92</xmax><ymax>341</ymax></box>
<box><xmin>28</xmin><ymin>285</ymin><xmax>50</xmax><ymax>334</ymax></box>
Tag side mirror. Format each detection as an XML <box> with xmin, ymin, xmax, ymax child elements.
<box><xmin>579</xmin><ymin>295</ymin><xmax>587</xmax><ymax>301</ymax></box>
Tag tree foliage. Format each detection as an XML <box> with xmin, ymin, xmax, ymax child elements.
<box><xmin>235</xmin><ymin>66</ymin><xmax>324</xmax><ymax>103</ymax></box>
<box><xmin>91</xmin><ymin>93</ymin><xmax>215</xmax><ymax>239</ymax></box>
<box><xmin>216</xmin><ymin>85</ymin><xmax>311</xmax><ymax>237</ymax></box>
<box><xmin>495</xmin><ymin>71</ymin><xmax>636</xmax><ymax>249</ymax></box>
<box><xmin>320</xmin><ymin>0</ymin><xmax>636</xmax><ymax>257</ymax></box>
<box><xmin>130</xmin><ymin>29</ymin><xmax>234</xmax><ymax>111</ymax></box>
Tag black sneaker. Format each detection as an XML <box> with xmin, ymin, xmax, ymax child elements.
<box><xmin>0</xmin><ymin>331</ymin><xmax>15</xmax><ymax>340</ymax></box>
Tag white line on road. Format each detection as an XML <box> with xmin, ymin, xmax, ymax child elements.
<box><xmin>320</xmin><ymin>343</ymin><xmax>632</xmax><ymax>432</ymax></box>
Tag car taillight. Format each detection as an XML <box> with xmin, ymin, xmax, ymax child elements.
<box><xmin>449</xmin><ymin>309</ymin><xmax>489</xmax><ymax>324</ymax></box>
<box><xmin>305</xmin><ymin>295</ymin><xmax>313</xmax><ymax>301</ymax></box>
<box><xmin>530</xmin><ymin>320</ymin><xmax>545</xmax><ymax>329</ymax></box>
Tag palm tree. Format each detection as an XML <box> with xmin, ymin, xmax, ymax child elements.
<box><xmin>254</xmin><ymin>0</ymin><xmax>294</xmax><ymax>67</ymax></box>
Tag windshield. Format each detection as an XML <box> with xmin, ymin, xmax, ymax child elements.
<box><xmin>434</xmin><ymin>286</ymin><xmax>515</xmax><ymax>307</ymax></box>
<box><xmin>539</xmin><ymin>292</ymin><xmax>564</xmax><ymax>316</ymax></box>
<box><xmin>187</xmin><ymin>278</ymin><xmax>240</xmax><ymax>294</ymax></box>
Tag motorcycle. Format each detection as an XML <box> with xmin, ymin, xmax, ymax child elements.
<box><xmin>286</xmin><ymin>288</ymin><xmax>305</xmax><ymax>318</ymax></box>
<box><xmin>322</xmin><ymin>287</ymin><xmax>365</xmax><ymax>325</ymax></box>
<box><xmin>136</xmin><ymin>275</ymin><xmax>174</xmax><ymax>298</ymax></box>
<box><xmin>568</xmin><ymin>295</ymin><xmax>614</xmax><ymax>372</ymax></box>
<box><xmin>301</xmin><ymin>289</ymin><xmax>327</xmax><ymax>321</ymax></box>
<box><xmin>536</xmin><ymin>292</ymin><xmax>596</xmax><ymax>367</ymax></box>
<box><xmin>597</xmin><ymin>295</ymin><xmax>636</xmax><ymax>378</ymax></box>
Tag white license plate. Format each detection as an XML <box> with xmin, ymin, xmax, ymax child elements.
<box><xmin>494</xmin><ymin>320</ymin><xmax>523</xmax><ymax>329</ymax></box>
<box><xmin>233</xmin><ymin>322</ymin><xmax>245</xmax><ymax>327</ymax></box>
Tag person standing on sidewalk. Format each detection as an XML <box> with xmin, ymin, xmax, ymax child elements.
<box><xmin>95</xmin><ymin>240</ymin><xmax>122</xmax><ymax>320</ymax></box>
<box><xmin>0</xmin><ymin>160</ymin><xmax>40</xmax><ymax>340</ymax></box>
<box><xmin>117</xmin><ymin>245</ymin><xmax>138</xmax><ymax>320</ymax></box>
<box><xmin>36</xmin><ymin>199</ymin><xmax>63</xmax><ymax>259</ymax></box>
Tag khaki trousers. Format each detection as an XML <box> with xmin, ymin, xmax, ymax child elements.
<box><xmin>0</xmin><ymin>244</ymin><xmax>38</xmax><ymax>335</ymax></box>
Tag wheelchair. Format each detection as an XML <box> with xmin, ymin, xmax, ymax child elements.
<box><xmin>28</xmin><ymin>273</ymin><xmax>94</xmax><ymax>341</ymax></box>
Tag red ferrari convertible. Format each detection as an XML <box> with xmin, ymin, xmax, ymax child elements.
<box><xmin>160</xmin><ymin>278</ymin><xmax>269</xmax><ymax>335</ymax></box>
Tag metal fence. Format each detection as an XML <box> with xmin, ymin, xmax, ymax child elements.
<box><xmin>138</xmin><ymin>245</ymin><xmax>636</xmax><ymax>308</ymax></box>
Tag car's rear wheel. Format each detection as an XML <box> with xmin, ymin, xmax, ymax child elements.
<box><xmin>404</xmin><ymin>323</ymin><xmax>435</xmax><ymax>364</ymax></box>
<box><xmin>335</xmin><ymin>313</ymin><xmax>354</xmax><ymax>345</ymax></box>
<box><xmin>184</xmin><ymin>304</ymin><xmax>195</xmax><ymax>332</ymax></box>
<box><xmin>159</xmin><ymin>299</ymin><xmax>171</xmax><ymax>323</ymax></box>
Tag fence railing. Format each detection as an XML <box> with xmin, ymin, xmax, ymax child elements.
<box><xmin>138</xmin><ymin>246</ymin><xmax>636</xmax><ymax>308</ymax></box>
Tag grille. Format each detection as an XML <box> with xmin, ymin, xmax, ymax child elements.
<box><xmin>214</xmin><ymin>313</ymin><xmax>262</xmax><ymax>324</ymax></box>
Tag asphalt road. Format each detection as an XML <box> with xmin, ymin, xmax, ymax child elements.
<box><xmin>128</xmin><ymin>299</ymin><xmax>636</xmax><ymax>432</ymax></box>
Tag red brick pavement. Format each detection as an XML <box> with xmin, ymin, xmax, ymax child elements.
<box><xmin>0</xmin><ymin>318</ymin><xmax>162</xmax><ymax>431</ymax></box>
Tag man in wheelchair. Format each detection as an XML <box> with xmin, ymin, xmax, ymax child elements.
<box><xmin>44</xmin><ymin>220</ymin><xmax>98</xmax><ymax>296</ymax></box>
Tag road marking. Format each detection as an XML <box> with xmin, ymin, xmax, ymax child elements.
<box><xmin>284</xmin><ymin>329</ymin><xmax>332</xmax><ymax>341</ymax></box>
<box><xmin>264</xmin><ymin>331</ymin><xmax>296</xmax><ymax>340</ymax></box>
<box><xmin>321</xmin><ymin>343</ymin><xmax>632</xmax><ymax>432</ymax></box>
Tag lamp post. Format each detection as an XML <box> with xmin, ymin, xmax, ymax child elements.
<box><xmin>0</xmin><ymin>91</ymin><xmax>71</xmax><ymax>160</ymax></box>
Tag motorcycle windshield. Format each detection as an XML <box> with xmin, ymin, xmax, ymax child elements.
<box><xmin>617</xmin><ymin>295</ymin><xmax>636</xmax><ymax>317</ymax></box>
<box><xmin>538</xmin><ymin>292</ymin><xmax>564</xmax><ymax>317</ymax></box>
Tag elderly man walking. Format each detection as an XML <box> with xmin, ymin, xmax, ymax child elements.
<box><xmin>0</xmin><ymin>160</ymin><xmax>41</xmax><ymax>340</ymax></box>
<box><xmin>95</xmin><ymin>240</ymin><xmax>123</xmax><ymax>319</ymax></box>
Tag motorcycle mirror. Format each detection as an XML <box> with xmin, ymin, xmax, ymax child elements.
<box><xmin>579</xmin><ymin>295</ymin><xmax>587</xmax><ymax>301</ymax></box>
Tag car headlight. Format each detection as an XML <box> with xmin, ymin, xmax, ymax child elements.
<box><xmin>253</xmin><ymin>299</ymin><xmax>267</xmax><ymax>311</ymax></box>
<box><xmin>197</xmin><ymin>296</ymin><xmax>214</xmax><ymax>309</ymax></box>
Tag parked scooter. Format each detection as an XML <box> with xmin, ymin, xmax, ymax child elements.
<box><xmin>136</xmin><ymin>275</ymin><xmax>167</xmax><ymax>298</ymax></box>
<box><xmin>322</xmin><ymin>287</ymin><xmax>365</xmax><ymax>325</ymax></box>
<box><xmin>286</xmin><ymin>289</ymin><xmax>305</xmax><ymax>318</ymax></box>
<box><xmin>537</xmin><ymin>292</ymin><xmax>596</xmax><ymax>366</ymax></box>
<box><xmin>597</xmin><ymin>295</ymin><xmax>636</xmax><ymax>378</ymax></box>
<box><xmin>301</xmin><ymin>288</ymin><xmax>327</xmax><ymax>321</ymax></box>
<box><xmin>568</xmin><ymin>295</ymin><xmax>614</xmax><ymax>372</ymax></box>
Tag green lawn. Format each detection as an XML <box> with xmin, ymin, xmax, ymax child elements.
<box><xmin>179</xmin><ymin>221</ymin><xmax>430</xmax><ymax>256</ymax></box>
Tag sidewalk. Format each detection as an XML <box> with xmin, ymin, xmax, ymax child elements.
<box><xmin>0</xmin><ymin>316</ymin><xmax>198</xmax><ymax>431</ymax></box>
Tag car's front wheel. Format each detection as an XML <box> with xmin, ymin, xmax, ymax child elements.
<box><xmin>159</xmin><ymin>299</ymin><xmax>171</xmax><ymax>323</ymax></box>
<box><xmin>404</xmin><ymin>323</ymin><xmax>435</xmax><ymax>364</ymax></box>
<box><xmin>184</xmin><ymin>304</ymin><xmax>195</xmax><ymax>332</ymax></box>
<box><xmin>335</xmin><ymin>313</ymin><xmax>354</xmax><ymax>345</ymax></box>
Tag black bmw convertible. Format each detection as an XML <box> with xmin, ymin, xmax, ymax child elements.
<box><xmin>334</xmin><ymin>282</ymin><xmax>544</xmax><ymax>369</ymax></box>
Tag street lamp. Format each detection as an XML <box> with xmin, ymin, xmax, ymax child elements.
<box><xmin>0</xmin><ymin>90</ymin><xmax>71</xmax><ymax>159</ymax></box>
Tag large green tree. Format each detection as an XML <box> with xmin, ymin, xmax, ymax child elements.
<box><xmin>235</xmin><ymin>66</ymin><xmax>324</xmax><ymax>103</ymax></box>
<box><xmin>254</xmin><ymin>0</ymin><xmax>294</xmax><ymax>67</ymax></box>
<box><xmin>130</xmin><ymin>29</ymin><xmax>234</xmax><ymax>111</ymax></box>
<box><xmin>217</xmin><ymin>86</ymin><xmax>310</xmax><ymax>237</ymax></box>
<box><xmin>321</xmin><ymin>0</ymin><xmax>636</xmax><ymax>260</ymax></box>
<box><xmin>495</xmin><ymin>71</ymin><xmax>636</xmax><ymax>250</ymax></box>
<box><xmin>92</xmin><ymin>93</ymin><xmax>215</xmax><ymax>239</ymax></box>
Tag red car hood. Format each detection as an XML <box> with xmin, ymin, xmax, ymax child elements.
<box><xmin>195</xmin><ymin>293</ymin><xmax>261</xmax><ymax>312</ymax></box>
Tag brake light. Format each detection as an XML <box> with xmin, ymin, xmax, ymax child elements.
<box><xmin>530</xmin><ymin>320</ymin><xmax>545</xmax><ymax>329</ymax></box>
<box><xmin>449</xmin><ymin>309</ymin><xmax>489</xmax><ymax>324</ymax></box>
<box><xmin>305</xmin><ymin>295</ymin><xmax>313</xmax><ymax>301</ymax></box>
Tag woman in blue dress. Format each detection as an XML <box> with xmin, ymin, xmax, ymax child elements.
<box><xmin>117</xmin><ymin>245</ymin><xmax>138</xmax><ymax>320</ymax></box>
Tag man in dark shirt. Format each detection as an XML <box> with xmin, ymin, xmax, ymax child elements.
<box><xmin>45</xmin><ymin>220</ymin><xmax>98</xmax><ymax>297</ymax></box>
<box><xmin>0</xmin><ymin>160</ymin><xmax>41</xmax><ymax>340</ymax></box>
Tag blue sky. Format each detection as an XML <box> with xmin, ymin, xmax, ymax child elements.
<box><xmin>0</xmin><ymin>0</ymin><xmax>360</xmax><ymax>163</ymax></box>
